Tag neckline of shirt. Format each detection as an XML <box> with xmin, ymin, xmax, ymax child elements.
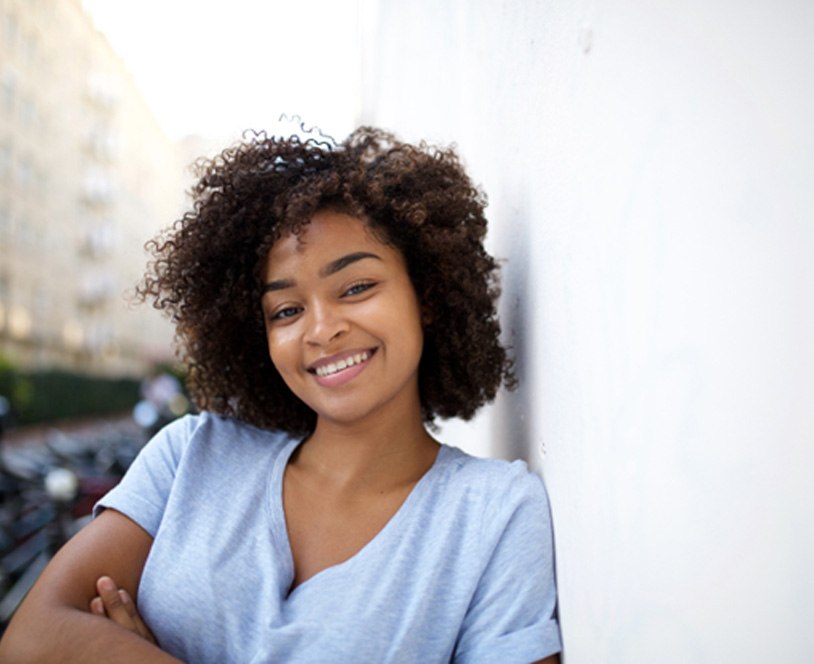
<box><xmin>267</xmin><ymin>437</ymin><xmax>454</xmax><ymax>599</ymax></box>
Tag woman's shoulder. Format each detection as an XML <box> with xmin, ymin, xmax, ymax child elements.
<box><xmin>160</xmin><ymin>410</ymin><xmax>293</xmax><ymax>442</ymax></box>
<box><xmin>440</xmin><ymin>444</ymin><xmax>545</xmax><ymax>485</ymax></box>
<box><xmin>436</xmin><ymin>444</ymin><xmax>551</xmax><ymax>514</ymax></box>
<box><xmin>141</xmin><ymin>410</ymin><xmax>297</xmax><ymax>468</ymax></box>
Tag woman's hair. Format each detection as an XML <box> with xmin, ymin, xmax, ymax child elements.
<box><xmin>139</xmin><ymin>126</ymin><xmax>514</xmax><ymax>435</ymax></box>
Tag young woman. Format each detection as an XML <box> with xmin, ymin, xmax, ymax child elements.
<box><xmin>0</xmin><ymin>127</ymin><xmax>561</xmax><ymax>662</ymax></box>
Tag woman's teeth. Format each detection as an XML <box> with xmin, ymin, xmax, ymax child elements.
<box><xmin>315</xmin><ymin>351</ymin><xmax>370</xmax><ymax>377</ymax></box>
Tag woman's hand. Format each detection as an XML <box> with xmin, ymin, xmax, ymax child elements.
<box><xmin>89</xmin><ymin>576</ymin><xmax>156</xmax><ymax>645</ymax></box>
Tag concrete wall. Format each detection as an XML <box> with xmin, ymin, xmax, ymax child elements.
<box><xmin>360</xmin><ymin>1</ymin><xmax>814</xmax><ymax>661</ymax></box>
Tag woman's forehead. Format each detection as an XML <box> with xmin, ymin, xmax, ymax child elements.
<box><xmin>264</xmin><ymin>210</ymin><xmax>401</xmax><ymax>276</ymax></box>
<box><xmin>274</xmin><ymin>211</ymin><xmax>372</xmax><ymax>249</ymax></box>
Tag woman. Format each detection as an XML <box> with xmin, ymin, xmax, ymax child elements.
<box><xmin>0</xmin><ymin>127</ymin><xmax>561</xmax><ymax>662</ymax></box>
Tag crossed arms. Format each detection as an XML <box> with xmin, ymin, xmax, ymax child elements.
<box><xmin>0</xmin><ymin>509</ymin><xmax>179</xmax><ymax>662</ymax></box>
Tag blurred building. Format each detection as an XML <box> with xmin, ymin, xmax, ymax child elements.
<box><xmin>0</xmin><ymin>0</ymin><xmax>185</xmax><ymax>375</ymax></box>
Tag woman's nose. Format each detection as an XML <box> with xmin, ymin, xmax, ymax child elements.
<box><xmin>303</xmin><ymin>302</ymin><xmax>349</xmax><ymax>346</ymax></box>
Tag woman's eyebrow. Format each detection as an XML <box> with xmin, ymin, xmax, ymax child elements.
<box><xmin>263</xmin><ymin>278</ymin><xmax>295</xmax><ymax>293</ymax></box>
<box><xmin>320</xmin><ymin>251</ymin><xmax>381</xmax><ymax>277</ymax></box>
<box><xmin>263</xmin><ymin>252</ymin><xmax>382</xmax><ymax>294</ymax></box>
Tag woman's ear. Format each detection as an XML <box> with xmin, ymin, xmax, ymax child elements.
<box><xmin>421</xmin><ymin>305</ymin><xmax>433</xmax><ymax>326</ymax></box>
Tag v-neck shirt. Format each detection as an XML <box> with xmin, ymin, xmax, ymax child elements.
<box><xmin>269</xmin><ymin>435</ymin><xmax>441</xmax><ymax>597</ymax></box>
<box><xmin>96</xmin><ymin>412</ymin><xmax>561</xmax><ymax>663</ymax></box>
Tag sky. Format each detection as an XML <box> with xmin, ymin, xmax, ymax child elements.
<box><xmin>82</xmin><ymin>0</ymin><xmax>365</xmax><ymax>142</ymax></box>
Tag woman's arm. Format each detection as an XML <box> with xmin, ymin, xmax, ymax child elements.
<box><xmin>0</xmin><ymin>509</ymin><xmax>180</xmax><ymax>663</ymax></box>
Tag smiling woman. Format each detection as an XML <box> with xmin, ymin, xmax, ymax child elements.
<box><xmin>0</xmin><ymin>127</ymin><xmax>562</xmax><ymax>663</ymax></box>
<box><xmin>262</xmin><ymin>211</ymin><xmax>425</xmax><ymax>432</ymax></box>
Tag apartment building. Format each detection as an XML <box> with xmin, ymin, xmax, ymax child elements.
<box><xmin>0</xmin><ymin>0</ymin><xmax>185</xmax><ymax>375</ymax></box>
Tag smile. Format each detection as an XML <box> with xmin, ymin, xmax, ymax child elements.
<box><xmin>315</xmin><ymin>351</ymin><xmax>372</xmax><ymax>377</ymax></box>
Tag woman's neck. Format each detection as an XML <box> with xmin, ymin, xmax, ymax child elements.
<box><xmin>292</xmin><ymin>408</ymin><xmax>439</xmax><ymax>495</ymax></box>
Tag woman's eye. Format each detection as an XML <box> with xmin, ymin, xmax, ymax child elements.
<box><xmin>344</xmin><ymin>282</ymin><xmax>375</xmax><ymax>297</ymax></box>
<box><xmin>271</xmin><ymin>306</ymin><xmax>301</xmax><ymax>321</ymax></box>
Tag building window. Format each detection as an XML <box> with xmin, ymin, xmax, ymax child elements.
<box><xmin>82</xmin><ymin>168</ymin><xmax>114</xmax><ymax>204</ymax></box>
<box><xmin>88</xmin><ymin>125</ymin><xmax>118</xmax><ymax>159</ymax></box>
<box><xmin>1</xmin><ymin>71</ymin><xmax>16</xmax><ymax>112</ymax></box>
<box><xmin>0</xmin><ymin>144</ymin><xmax>10</xmax><ymax>177</ymax></box>
<box><xmin>22</xmin><ymin>32</ymin><xmax>37</xmax><ymax>66</ymax></box>
<box><xmin>20</xmin><ymin>97</ymin><xmax>35</xmax><ymax>126</ymax></box>
<box><xmin>3</xmin><ymin>12</ymin><xmax>18</xmax><ymax>50</ymax></box>
<box><xmin>84</xmin><ymin>221</ymin><xmax>117</xmax><ymax>256</ymax></box>
<box><xmin>17</xmin><ymin>214</ymin><xmax>35</xmax><ymax>248</ymax></box>
<box><xmin>0</xmin><ymin>205</ymin><xmax>11</xmax><ymax>239</ymax></box>
<box><xmin>87</xmin><ymin>72</ymin><xmax>121</xmax><ymax>109</ymax></box>
<box><xmin>16</xmin><ymin>158</ymin><xmax>33</xmax><ymax>189</ymax></box>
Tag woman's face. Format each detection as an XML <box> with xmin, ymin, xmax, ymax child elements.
<box><xmin>261</xmin><ymin>210</ymin><xmax>425</xmax><ymax>429</ymax></box>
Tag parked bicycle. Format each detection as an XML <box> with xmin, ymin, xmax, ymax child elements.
<box><xmin>0</xmin><ymin>420</ymin><xmax>142</xmax><ymax>633</ymax></box>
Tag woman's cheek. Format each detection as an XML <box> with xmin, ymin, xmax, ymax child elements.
<box><xmin>267</xmin><ymin>326</ymin><xmax>298</xmax><ymax>373</ymax></box>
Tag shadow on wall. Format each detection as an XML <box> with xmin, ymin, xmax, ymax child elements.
<box><xmin>493</xmin><ymin>185</ymin><xmax>535</xmax><ymax>464</ymax></box>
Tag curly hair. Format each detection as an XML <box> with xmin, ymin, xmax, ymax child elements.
<box><xmin>139</xmin><ymin>126</ymin><xmax>514</xmax><ymax>435</ymax></box>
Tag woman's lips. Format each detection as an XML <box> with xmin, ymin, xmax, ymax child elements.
<box><xmin>309</xmin><ymin>348</ymin><xmax>377</xmax><ymax>387</ymax></box>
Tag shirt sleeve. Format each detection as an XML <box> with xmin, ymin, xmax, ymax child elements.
<box><xmin>93</xmin><ymin>413</ymin><xmax>199</xmax><ymax>537</ymax></box>
<box><xmin>454</xmin><ymin>463</ymin><xmax>562</xmax><ymax>663</ymax></box>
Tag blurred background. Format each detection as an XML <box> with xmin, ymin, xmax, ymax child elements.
<box><xmin>2</xmin><ymin>0</ymin><xmax>813</xmax><ymax>662</ymax></box>
<box><xmin>0</xmin><ymin>0</ymin><xmax>366</xmax><ymax>428</ymax></box>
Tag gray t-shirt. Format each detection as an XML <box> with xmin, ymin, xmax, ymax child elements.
<box><xmin>96</xmin><ymin>412</ymin><xmax>561</xmax><ymax>663</ymax></box>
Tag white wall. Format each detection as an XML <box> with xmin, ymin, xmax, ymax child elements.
<box><xmin>361</xmin><ymin>1</ymin><xmax>814</xmax><ymax>661</ymax></box>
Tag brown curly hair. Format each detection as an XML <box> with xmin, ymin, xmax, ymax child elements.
<box><xmin>139</xmin><ymin>126</ymin><xmax>514</xmax><ymax>435</ymax></box>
